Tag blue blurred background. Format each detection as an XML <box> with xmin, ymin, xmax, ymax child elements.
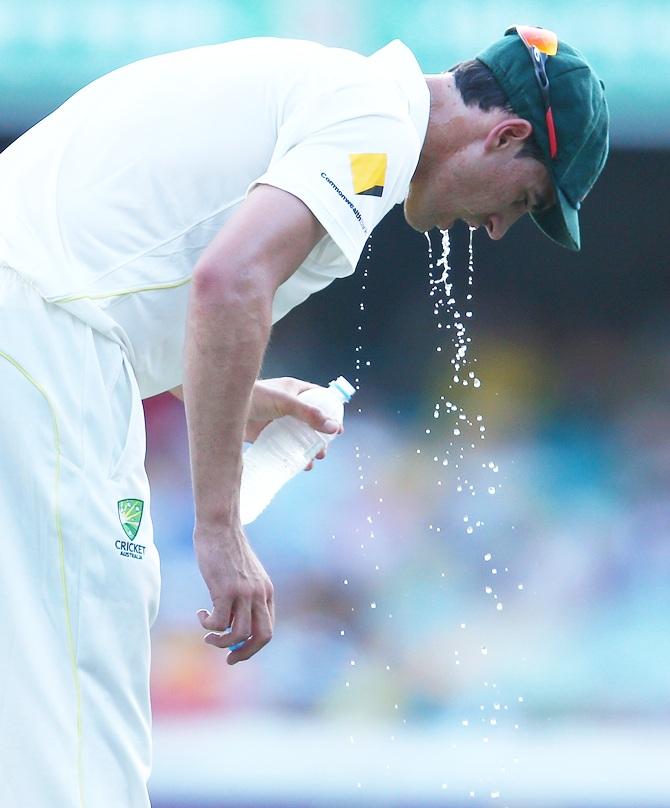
<box><xmin>4</xmin><ymin>2</ymin><xmax>670</xmax><ymax>806</ymax></box>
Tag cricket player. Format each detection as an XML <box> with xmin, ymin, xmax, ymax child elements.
<box><xmin>0</xmin><ymin>25</ymin><xmax>608</xmax><ymax>807</ymax></box>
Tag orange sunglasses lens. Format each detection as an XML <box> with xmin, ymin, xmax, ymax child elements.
<box><xmin>515</xmin><ymin>25</ymin><xmax>558</xmax><ymax>56</ymax></box>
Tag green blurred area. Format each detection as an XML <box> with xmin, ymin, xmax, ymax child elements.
<box><xmin>1</xmin><ymin>0</ymin><xmax>668</xmax><ymax>144</ymax></box>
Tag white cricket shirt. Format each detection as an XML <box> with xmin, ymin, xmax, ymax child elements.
<box><xmin>0</xmin><ymin>38</ymin><xmax>429</xmax><ymax>397</ymax></box>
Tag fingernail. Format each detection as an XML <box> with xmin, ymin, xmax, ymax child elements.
<box><xmin>229</xmin><ymin>641</ymin><xmax>246</xmax><ymax>652</ymax></box>
<box><xmin>324</xmin><ymin>418</ymin><xmax>340</xmax><ymax>432</ymax></box>
<box><xmin>197</xmin><ymin>609</ymin><xmax>209</xmax><ymax>620</ymax></box>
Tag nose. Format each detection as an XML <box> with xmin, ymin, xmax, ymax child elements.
<box><xmin>486</xmin><ymin>210</ymin><xmax>523</xmax><ymax>240</ymax></box>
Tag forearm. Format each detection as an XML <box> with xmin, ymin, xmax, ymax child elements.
<box><xmin>183</xmin><ymin>267</ymin><xmax>272</xmax><ymax>529</ymax></box>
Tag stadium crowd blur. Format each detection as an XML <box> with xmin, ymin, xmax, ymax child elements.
<box><xmin>145</xmin><ymin>149</ymin><xmax>670</xmax><ymax>730</ymax></box>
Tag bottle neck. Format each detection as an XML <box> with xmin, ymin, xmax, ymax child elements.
<box><xmin>329</xmin><ymin>380</ymin><xmax>352</xmax><ymax>403</ymax></box>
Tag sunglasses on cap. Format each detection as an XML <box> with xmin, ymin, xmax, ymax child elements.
<box><xmin>506</xmin><ymin>24</ymin><xmax>559</xmax><ymax>159</ymax></box>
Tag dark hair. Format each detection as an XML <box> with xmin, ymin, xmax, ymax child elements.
<box><xmin>449</xmin><ymin>59</ymin><xmax>544</xmax><ymax>163</ymax></box>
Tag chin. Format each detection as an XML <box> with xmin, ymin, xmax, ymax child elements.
<box><xmin>403</xmin><ymin>199</ymin><xmax>432</xmax><ymax>233</ymax></box>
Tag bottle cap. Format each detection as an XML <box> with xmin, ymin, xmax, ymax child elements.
<box><xmin>329</xmin><ymin>376</ymin><xmax>356</xmax><ymax>402</ymax></box>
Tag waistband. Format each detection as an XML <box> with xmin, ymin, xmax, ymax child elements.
<box><xmin>0</xmin><ymin>263</ymin><xmax>137</xmax><ymax>368</ymax></box>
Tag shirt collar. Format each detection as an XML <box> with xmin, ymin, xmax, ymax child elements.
<box><xmin>368</xmin><ymin>40</ymin><xmax>430</xmax><ymax>146</ymax></box>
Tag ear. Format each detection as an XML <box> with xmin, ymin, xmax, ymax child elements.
<box><xmin>484</xmin><ymin>118</ymin><xmax>533</xmax><ymax>153</ymax></box>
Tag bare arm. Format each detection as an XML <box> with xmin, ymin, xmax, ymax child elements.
<box><xmin>184</xmin><ymin>183</ymin><xmax>325</xmax><ymax>663</ymax></box>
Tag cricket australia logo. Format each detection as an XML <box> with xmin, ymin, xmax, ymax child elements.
<box><xmin>116</xmin><ymin>499</ymin><xmax>146</xmax><ymax>560</ymax></box>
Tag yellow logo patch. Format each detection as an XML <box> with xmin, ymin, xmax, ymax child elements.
<box><xmin>349</xmin><ymin>153</ymin><xmax>387</xmax><ymax>197</ymax></box>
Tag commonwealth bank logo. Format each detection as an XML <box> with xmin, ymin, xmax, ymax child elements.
<box><xmin>349</xmin><ymin>153</ymin><xmax>387</xmax><ymax>197</ymax></box>
<box><xmin>118</xmin><ymin>499</ymin><xmax>144</xmax><ymax>540</ymax></box>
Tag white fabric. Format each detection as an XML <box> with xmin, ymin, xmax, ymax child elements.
<box><xmin>0</xmin><ymin>266</ymin><xmax>160</xmax><ymax>807</ymax></box>
<box><xmin>0</xmin><ymin>38</ymin><xmax>429</xmax><ymax>398</ymax></box>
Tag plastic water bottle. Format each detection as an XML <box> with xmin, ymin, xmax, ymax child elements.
<box><xmin>240</xmin><ymin>376</ymin><xmax>355</xmax><ymax>525</ymax></box>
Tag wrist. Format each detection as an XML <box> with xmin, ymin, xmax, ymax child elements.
<box><xmin>192</xmin><ymin>466</ymin><xmax>244</xmax><ymax>536</ymax></box>
<box><xmin>194</xmin><ymin>508</ymin><xmax>244</xmax><ymax>541</ymax></box>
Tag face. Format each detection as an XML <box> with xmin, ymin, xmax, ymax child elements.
<box><xmin>404</xmin><ymin>128</ymin><xmax>556</xmax><ymax>240</ymax></box>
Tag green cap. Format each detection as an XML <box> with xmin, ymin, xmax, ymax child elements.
<box><xmin>477</xmin><ymin>25</ymin><xmax>609</xmax><ymax>250</ymax></box>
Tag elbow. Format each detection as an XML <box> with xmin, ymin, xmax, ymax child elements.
<box><xmin>191</xmin><ymin>259</ymin><xmax>233</xmax><ymax>300</ymax></box>
<box><xmin>191</xmin><ymin>259</ymin><xmax>272</xmax><ymax>313</ymax></box>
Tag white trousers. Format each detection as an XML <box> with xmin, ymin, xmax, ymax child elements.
<box><xmin>0</xmin><ymin>267</ymin><xmax>160</xmax><ymax>807</ymax></box>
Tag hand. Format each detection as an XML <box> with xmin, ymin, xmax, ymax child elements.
<box><xmin>246</xmin><ymin>377</ymin><xmax>343</xmax><ymax>469</ymax></box>
<box><xmin>194</xmin><ymin>525</ymin><xmax>274</xmax><ymax>665</ymax></box>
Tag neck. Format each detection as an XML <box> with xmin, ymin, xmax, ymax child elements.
<box><xmin>413</xmin><ymin>73</ymin><xmax>489</xmax><ymax>181</ymax></box>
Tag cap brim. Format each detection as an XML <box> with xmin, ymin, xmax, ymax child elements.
<box><xmin>531</xmin><ymin>185</ymin><xmax>581</xmax><ymax>251</ymax></box>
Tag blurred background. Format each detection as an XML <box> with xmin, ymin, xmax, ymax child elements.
<box><xmin>3</xmin><ymin>1</ymin><xmax>669</xmax><ymax>806</ymax></box>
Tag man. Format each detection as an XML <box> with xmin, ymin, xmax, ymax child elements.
<box><xmin>0</xmin><ymin>25</ymin><xmax>608</xmax><ymax>807</ymax></box>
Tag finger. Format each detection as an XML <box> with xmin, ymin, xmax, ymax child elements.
<box><xmin>268</xmin><ymin>588</ymin><xmax>275</xmax><ymax>624</ymax></box>
<box><xmin>204</xmin><ymin>629</ymin><xmax>249</xmax><ymax>650</ymax></box>
<box><xmin>273</xmin><ymin>390</ymin><xmax>340</xmax><ymax>435</ymax></box>
<box><xmin>203</xmin><ymin>601</ymin><xmax>251</xmax><ymax>649</ymax></box>
<box><xmin>304</xmin><ymin>444</ymin><xmax>331</xmax><ymax>470</ymax></box>
<box><xmin>197</xmin><ymin>602</ymin><xmax>233</xmax><ymax>632</ymax></box>
<box><xmin>227</xmin><ymin>600</ymin><xmax>273</xmax><ymax>664</ymax></box>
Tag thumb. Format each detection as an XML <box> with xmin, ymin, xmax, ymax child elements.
<box><xmin>197</xmin><ymin>608</ymin><xmax>230</xmax><ymax>632</ymax></box>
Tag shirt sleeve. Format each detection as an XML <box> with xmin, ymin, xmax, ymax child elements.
<box><xmin>249</xmin><ymin>110</ymin><xmax>420</xmax><ymax>270</ymax></box>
